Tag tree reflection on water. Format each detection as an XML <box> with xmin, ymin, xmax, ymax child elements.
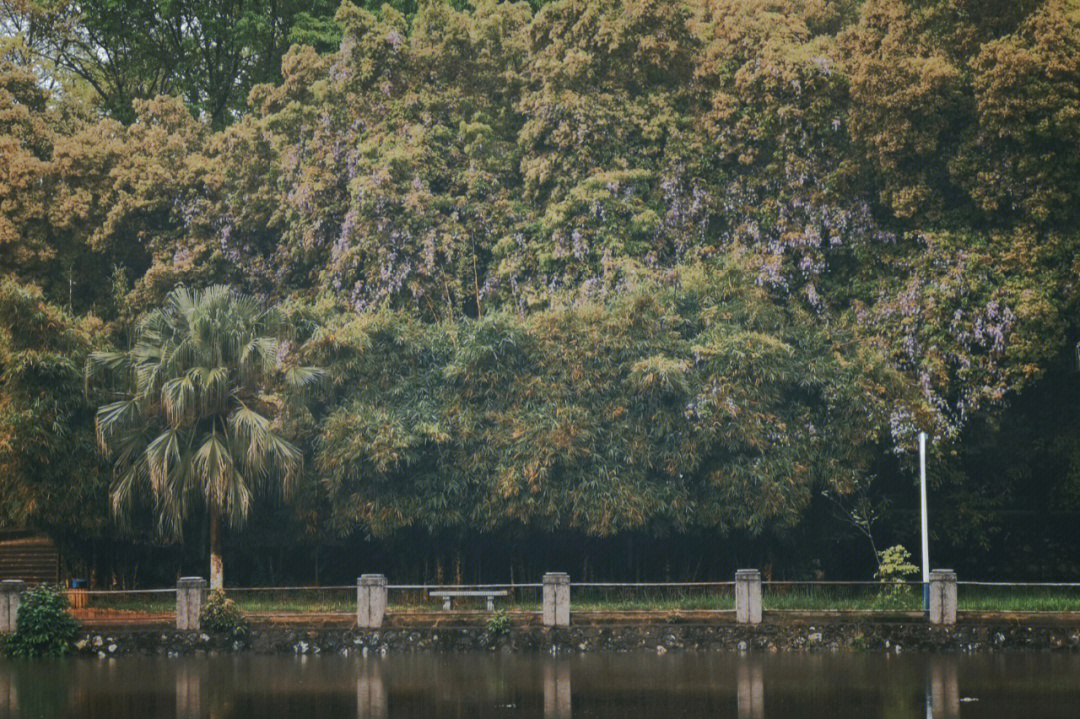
<box><xmin>0</xmin><ymin>649</ymin><xmax>1077</xmax><ymax>718</ymax></box>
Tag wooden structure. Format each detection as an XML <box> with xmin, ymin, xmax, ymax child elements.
<box><xmin>0</xmin><ymin>532</ymin><xmax>60</xmax><ymax>585</ymax></box>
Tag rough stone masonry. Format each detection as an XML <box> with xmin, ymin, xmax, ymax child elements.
<box><xmin>65</xmin><ymin>621</ymin><xmax>1080</xmax><ymax>658</ymax></box>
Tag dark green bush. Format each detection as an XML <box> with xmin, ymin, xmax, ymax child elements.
<box><xmin>486</xmin><ymin>609</ymin><xmax>511</xmax><ymax>636</ymax></box>
<box><xmin>5</xmin><ymin>585</ymin><xmax>81</xmax><ymax>658</ymax></box>
<box><xmin>200</xmin><ymin>589</ymin><xmax>249</xmax><ymax>639</ymax></box>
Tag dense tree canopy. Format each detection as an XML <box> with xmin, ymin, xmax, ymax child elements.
<box><xmin>1</xmin><ymin>0</ymin><xmax>345</xmax><ymax>125</ymax></box>
<box><xmin>309</xmin><ymin>262</ymin><xmax>903</xmax><ymax>537</ymax></box>
<box><xmin>1</xmin><ymin>0</ymin><xmax>1078</xmax><ymax>584</ymax></box>
<box><xmin>0</xmin><ymin>279</ymin><xmax>109</xmax><ymax>541</ymax></box>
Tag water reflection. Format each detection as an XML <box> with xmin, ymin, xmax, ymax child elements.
<box><xmin>544</xmin><ymin>660</ymin><xmax>572</xmax><ymax>719</ymax></box>
<box><xmin>0</xmin><ymin>650</ymin><xmax>1077</xmax><ymax>718</ymax></box>
<box><xmin>737</xmin><ymin>659</ymin><xmax>764</xmax><ymax>719</ymax></box>
<box><xmin>357</xmin><ymin>659</ymin><xmax>386</xmax><ymax>719</ymax></box>
<box><xmin>0</xmin><ymin>664</ymin><xmax>15</xmax><ymax>717</ymax></box>
<box><xmin>927</xmin><ymin>655</ymin><xmax>959</xmax><ymax>719</ymax></box>
<box><xmin>176</xmin><ymin>661</ymin><xmax>203</xmax><ymax>719</ymax></box>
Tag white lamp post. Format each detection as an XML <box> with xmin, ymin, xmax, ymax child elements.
<box><xmin>919</xmin><ymin>431</ymin><xmax>930</xmax><ymax>611</ymax></box>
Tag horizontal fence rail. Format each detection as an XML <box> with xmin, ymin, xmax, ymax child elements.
<box><xmin>957</xmin><ymin>581</ymin><xmax>1080</xmax><ymax>587</ymax></box>
<box><xmin>567</xmin><ymin>581</ymin><xmax>736</xmax><ymax>613</ymax></box>
<box><xmin>222</xmin><ymin>586</ymin><xmax>356</xmax><ymax>615</ymax></box>
<box><xmin>50</xmin><ymin>587</ymin><xmax>178</xmax><ymax>628</ymax></box>
<box><xmin>574</xmin><ymin>578</ymin><xmax>734</xmax><ymax>582</ymax></box>
<box><xmin>385</xmin><ymin>584</ymin><xmax>543</xmax><ymax>590</ymax></box>
<box><xmin>761</xmin><ymin>580</ymin><xmax>930</xmax><ymax>614</ymax></box>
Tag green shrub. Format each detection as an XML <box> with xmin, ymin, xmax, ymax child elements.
<box><xmin>486</xmin><ymin>609</ymin><xmax>511</xmax><ymax>636</ymax></box>
<box><xmin>200</xmin><ymin>589</ymin><xmax>249</xmax><ymax>639</ymax></box>
<box><xmin>5</xmin><ymin>585</ymin><xmax>81</xmax><ymax>658</ymax></box>
<box><xmin>875</xmin><ymin>545</ymin><xmax>920</xmax><ymax>608</ymax></box>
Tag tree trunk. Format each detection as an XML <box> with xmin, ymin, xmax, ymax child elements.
<box><xmin>209</xmin><ymin>505</ymin><xmax>223</xmax><ymax>590</ymax></box>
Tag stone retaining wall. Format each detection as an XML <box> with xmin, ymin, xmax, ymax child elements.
<box><xmin>70</xmin><ymin>621</ymin><xmax>1080</xmax><ymax>658</ymax></box>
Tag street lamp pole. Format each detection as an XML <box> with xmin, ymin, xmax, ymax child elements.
<box><xmin>919</xmin><ymin>431</ymin><xmax>930</xmax><ymax>611</ymax></box>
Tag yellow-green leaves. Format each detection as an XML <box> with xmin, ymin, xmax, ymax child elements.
<box><xmin>310</xmin><ymin>260</ymin><xmax>893</xmax><ymax>538</ymax></box>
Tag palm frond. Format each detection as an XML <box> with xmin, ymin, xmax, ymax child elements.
<box><xmin>228</xmin><ymin>405</ymin><xmax>271</xmax><ymax>476</ymax></box>
<box><xmin>204</xmin><ymin>366</ymin><xmax>230</xmax><ymax>412</ymax></box>
<box><xmin>109</xmin><ymin>459</ymin><xmax>147</xmax><ymax>527</ymax></box>
<box><xmin>95</xmin><ymin>399</ymin><xmax>141</xmax><ymax>451</ymax></box>
<box><xmin>161</xmin><ymin>376</ymin><xmax>196</xmax><ymax>426</ymax></box>
<box><xmin>145</xmin><ymin>428</ymin><xmax>182</xmax><ymax>499</ymax></box>
<box><xmin>192</xmin><ymin>431</ymin><xmax>235</xmax><ymax>516</ymax></box>
<box><xmin>89</xmin><ymin>283</ymin><xmax>319</xmax><ymax>536</ymax></box>
<box><xmin>85</xmin><ymin>350</ymin><xmax>131</xmax><ymax>389</ymax></box>
<box><xmin>285</xmin><ymin>366</ymin><xmax>327</xmax><ymax>394</ymax></box>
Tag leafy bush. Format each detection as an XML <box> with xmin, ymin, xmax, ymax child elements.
<box><xmin>486</xmin><ymin>609</ymin><xmax>511</xmax><ymax>636</ymax></box>
<box><xmin>4</xmin><ymin>585</ymin><xmax>80</xmax><ymax>658</ymax></box>
<box><xmin>200</xmin><ymin>589</ymin><xmax>249</xmax><ymax>639</ymax></box>
<box><xmin>875</xmin><ymin>545</ymin><xmax>920</xmax><ymax>607</ymax></box>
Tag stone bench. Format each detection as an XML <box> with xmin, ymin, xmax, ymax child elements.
<box><xmin>429</xmin><ymin>589</ymin><xmax>508</xmax><ymax>611</ymax></box>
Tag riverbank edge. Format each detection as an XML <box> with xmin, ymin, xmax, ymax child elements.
<box><xmin>65</xmin><ymin>620</ymin><xmax>1080</xmax><ymax>657</ymax></box>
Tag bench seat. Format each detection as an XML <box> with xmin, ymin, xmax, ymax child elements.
<box><xmin>428</xmin><ymin>589</ymin><xmax>508</xmax><ymax>611</ymax></box>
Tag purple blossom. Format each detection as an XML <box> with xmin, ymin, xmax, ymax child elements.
<box><xmin>571</xmin><ymin>229</ymin><xmax>587</xmax><ymax>261</ymax></box>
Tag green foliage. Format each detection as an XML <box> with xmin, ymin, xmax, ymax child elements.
<box><xmin>88</xmin><ymin>285</ymin><xmax>318</xmax><ymax>534</ymax></box>
<box><xmin>4</xmin><ymin>1</ymin><xmax>1075</xmax><ymax>443</ymax></box>
<box><xmin>200</xmin><ymin>589</ymin><xmax>250</xmax><ymax>639</ymax></box>
<box><xmin>0</xmin><ymin>279</ymin><xmax>110</xmax><ymax>540</ymax></box>
<box><xmin>0</xmin><ymin>0</ymin><xmax>1079</xmax><ymax>581</ymax></box>
<box><xmin>86</xmin><ymin>285</ymin><xmax>323</xmax><ymax>585</ymax></box>
<box><xmin>486</xmin><ymin>608</ymin><xmax>511</xmax><ymax>635</ymax></box>
<box><xmin>2</xmin><ymin>0</ymin><xmax>344</xmax><ymax>126</ymax></box>
<box><xmin>877</xmin><ymin>545</ymin><xmax>919</xmax><ymax>583</ymax></box>
<box><xmin>311</xmin><ymin>260</ymin><xmax>902</xmax><ymax>537</ymax></box>
<box><xmin>875</xmin><ymin>545</ymin><xmax>920</xmax><ymax>606</ymax></box>
<box><xmin>4</xmin><ymin>585</ymin><xmax>81</xmax><ymax>658</ymax></box>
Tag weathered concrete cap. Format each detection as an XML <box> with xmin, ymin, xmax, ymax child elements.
<box><xmin>929</xmin><ymin>569</ymin><xmax>957</xmax><ymax>578</ymax></box>
<box><xmin>177</xmin><ymin>576</ymin><xmax>208</xmax><ymax>589</ymax></box>
<box><xmin>735</xmin><ymin>569</ymin><xmax>761</xmax><ymax>579</ymax></box>
<box><xmin>359</xmin><ymin>574</ymin><xmax>387</xmax><ymax>586</ymax></box>
<box><xmin>543</xmin><ymin>572</ymin><xmax>570</xmax><ymax>584</ymax></box>
<box><xmin>0</xmin><ymin>580</ymin><xmax>25</xmax><ymax>593</ymax></box>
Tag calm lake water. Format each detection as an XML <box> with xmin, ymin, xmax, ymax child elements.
<box><xmin>0</xmin><ymin>651</ymin><xmax>1077</xmax><ymax>718</ymax></box>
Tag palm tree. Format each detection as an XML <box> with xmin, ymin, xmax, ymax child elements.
<box><xmin>87</xmin><ymin>285</ymin><xmax>322</xmax><ymax>589</ymax></box>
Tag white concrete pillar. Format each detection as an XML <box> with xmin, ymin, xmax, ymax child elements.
<box><xmin>543</xmin><ymin>573</ymin><xmax>570</xmax><ymax>627</ymax></box>
<box><xmin>176</xmin><ymin>577</ymin><xmax>207</xmax><ymax>631</ymax></box>
<box><xmin>929</xmin><ymin>569</ymin><xmax>957</xmax><ymax>626</ymax></box>
<box><xmin>0</xmin><ymin>580</ymin><xmax>25</xmax><ymax>634</ymax></box>
<box><xmin>735</xmin><ymin>570</ymin><xmax>762</xmax><ymax>625</ymax></box>
<box><xmin>357</xmin><ymin>575</ymin><xmax>387</xmax><ymax>629</ymax></box>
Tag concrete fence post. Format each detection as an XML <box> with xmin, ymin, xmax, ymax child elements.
<box><xmin>0</xmin><ymin>580</ymin><xmax>25</xmax><ymax>634</ymax></box>
<box><xmin>929</xmin><ymin>569</ymin><xmax>957</xmax><ymax>626</ymax></box>
<box><xmin>357</xmin><ymin>574</ymin><xmax>387</xmax><ymax>629</ymax></box>
<box><xmin>542</xmin><ymin>572</ymin><xmax>570</xmax><ymax>627</ymax></box>
<box><xmin>735</xmin><ymin>569</ymin><xmax>762</xmax><ymax>625</ymax></box>
<box><xmin>176</xmin><ymin>577</ymin><xmax>207</xmax><ymax>631</ymax></box>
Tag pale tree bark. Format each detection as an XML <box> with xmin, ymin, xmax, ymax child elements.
<box><xmin>209</xmin><ymin>505</ymin><xmax>223</xmax><ymax>590</ymax></box>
